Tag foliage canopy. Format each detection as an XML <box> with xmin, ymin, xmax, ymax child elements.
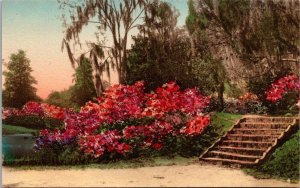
<box><xmin>3</xmin><ymin>50</ymin><xmax>41</xmax><ymax>108</ymax></box>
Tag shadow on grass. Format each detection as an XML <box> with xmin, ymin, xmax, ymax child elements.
<box><xmin>4</xmin><ymin>155</ymin><xmax>199</xmax><ymax>171</ymax></box>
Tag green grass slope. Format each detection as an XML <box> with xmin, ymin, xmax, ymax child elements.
<box><xmin>210</xmin><ymin>112</ymin><xmax>241</xmax><ymax>133</ymax></box>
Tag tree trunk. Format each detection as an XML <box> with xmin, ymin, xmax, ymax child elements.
<box><xmin>119</xmin><ymin>39</ymin><xmax>128</xmax><ymax>84</ymax></box>
<box><xmin>217</xmin><ymin>82</ymin><xmax>225</xmax><ymax>111</ymax></box>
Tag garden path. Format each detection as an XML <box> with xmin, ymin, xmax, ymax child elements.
<box><xmin>3</xmin><ymin>163</ymin><xmax>299</xmax><ymax>187</ymax></box>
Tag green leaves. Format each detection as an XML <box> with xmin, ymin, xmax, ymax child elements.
<box><xmin>71</xmin><ymin>58</ymin><xmax>97</xmax><ymax>107</ymax></box>
<box><xmin>3</xmin><ymin>50</ymin><xmax>40</xmax><ymax>108</ymax></box>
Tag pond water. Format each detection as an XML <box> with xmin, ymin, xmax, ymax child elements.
<box><xmin>2</xmin><ymin>134</ymin><xmax>36</xmax><ymax>160</ymax></box>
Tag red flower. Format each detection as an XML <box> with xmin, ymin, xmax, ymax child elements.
<box><xmin>35</xmin><ymin>81</ymin><xmax>211</xmax><ymax>158</ymax></box>
<box><xmin>266</xmin><ymin>74</ymin><xmax>300</xmax><ymax>102</ymax></box>
<box><xmin>182</xmin><ymin>115</ymin><xmax>210</xmax><ymax>135</ymax></box>
<box><xmin>116</xmin><ymin>143</ymin><xmax>132</xmax><ymax>154</ymax></box>
<box><xmin>152</xmin><ymin>143</ymin><xmax>163</xmax><ymax>150</ymax></box>
<box><xmin>40</xmin><ymin>129</ymin><xmax>49</xmax><ymax>136</ymax></box>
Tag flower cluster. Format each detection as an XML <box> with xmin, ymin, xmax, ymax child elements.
<box><xmin>23</xmin><ymin>102</ymin><xmax>45</xmax><ymax>116</ymax></box>
<box><xmin>41</xmin><ymin>103</ymin><xmax>66</xmax><ymax>120</ymax></box>
<box><xmin>35</xmin><ymin>81</ymin><xmax>211</xmax><ymax>159</ymax></box>
<box><xmin>122</xmin><ymin>120</ymin><xmax>173</xmax><ymax>149</ymax></box>
<box><xmin>181</xmin><ymin>115</ymin><xmax>210</xmax><ymax>135</ymax></box>
<box><xmin>2</xmin><ymin>107</ymin><xmax>21</xmax><ymax>119</ymax></box>
<box><xmin>143</xmin><ymin>82</ymin><xmax>210</xmax><ymax>118</ymax></box>
<box><xmin>238</xmin><ymin>92</ymin><xmax>258</xmax><ymax>102</ymax></box>
<box><xmin>78</xmin><ymin>130</ymin><xmax>131</xmax><ymax>157</ymax></box>
<box><xmin>80</xmin><ymin>81</ymin><xmax>145</xmax><ymax>123</ymax></box>
<box><xmin>2</xmin><ymin>102</ymin><xmax>67</xmax><ymax>120</ymax></box>
<box><xmin>266</xmin><ymin>74</ymin><xmax>300</xmax><ymax>102</ymax></box>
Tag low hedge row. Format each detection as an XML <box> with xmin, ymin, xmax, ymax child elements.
<box><xmin>3</xmin><ymin>115</ymin><xmax>64</xmax><ymax>130</ymax></box>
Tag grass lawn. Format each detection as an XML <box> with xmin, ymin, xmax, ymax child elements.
<box><xmin>2</xmin><ymin>124</ymin><xmax>39</xmax><ymax>135</ymax></box>
<box><xmin>210</xmin><ymin>112</ymin><xmax>242</xmax><ymax>134</ymax></box>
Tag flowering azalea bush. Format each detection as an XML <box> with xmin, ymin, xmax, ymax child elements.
<box><xmin>2</xmin><ymin>107</ymin><xmax>20</xmax><ymax>119</ymax></box>
<box><xmin>265</xmin><ymin>74</ymin><xmax>300</xmax><ymax>103</ymax></box>
<box><xmin>34</xmin><ymin>81</ymin><xmax>211</xmax><ymax>161</ymax></box>
<box><xmin>263</xmin><ymin>74</ymin><xmax>300</xmax><ymax>114</ymax></box>
<box><xmin>3</xmin><ymin>101</ymin><xmax>67</xmax><ymax>120</ymax></box>
<box><xmin>2</xmin><ymin>102</ymin><xmax>67</xmax><ymax>130</ymax></box>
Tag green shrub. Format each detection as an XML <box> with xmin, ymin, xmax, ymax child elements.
<box><xmin>35</xmin><ymin>145</ymin><xmax>91</xmax><ymax>165</ymax></box>
<box><xmin>4</xmin><ymin>143</ymin><xmax>91</xmax><ymax>166</ymax></box>
<box><xmin>244</xmin><ymin>101</ymin><xmax>268</xmax><ymax>114</ymax></box>
<box><xmin>3</xmin><ymin>115</ymin><xmax>64</xmax><ymax>130</ymax></box>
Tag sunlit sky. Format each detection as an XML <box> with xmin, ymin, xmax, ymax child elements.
<box><xmin>2</xmin><ymin>0</ymin><xmax>188</xmax><ymax>99</ymax></box>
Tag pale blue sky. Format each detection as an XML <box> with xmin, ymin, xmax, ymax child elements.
<box><xmin>2</xmin><ymin>0</ymin><xmax>189</xmax><ymax>98</ymax></box>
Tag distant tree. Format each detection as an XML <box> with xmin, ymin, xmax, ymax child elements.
<box><xmin>46</xmin><ymin>89</ymin><xmax>74</xmax><ymax>108</ymax></box>
<box><xmin>3</xmin><ymin>50</ymin><xmax>41</xmax><ymax>108</ymax></box>
<box><xmin>70</xmin><ymin>58</ymin><xmax>97</xmax><ymax>107</ymax></box>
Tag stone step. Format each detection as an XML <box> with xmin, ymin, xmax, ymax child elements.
<box><xmin>241</xmin><ymin>122</ymin><xmax>289</xmax><ymax>125</ymax></box>
<box><xmin>216</xmin><ymin>146</ymin><xmax>265</xmax><ymax>156</ymax></box>
<box><xmin>237</xmin><ymin>123</ymin><xmax>289</xmax><ymax>129</ymax></box>
<box><xmin>199</xmin><ymin>116</ymin><xmax>297</xmax><ymax>167</ymax></box>
<box><xmin>221</xmin><ymin>140</ymin><xmax>274</xmax><ymax>148</ymax></box>
<box><xmin>226</xmin><ymin>134</ymin><xmax>279</xmax><ymax>142</ymax></box>
<box><xmin>230</xmin><ymin>128</ymin><xmax>286</xmax><ymax>135</ymax></box>
<box><xmin>208</xmin><ymin>150</ymin><xmax>260</xmax><ymax>162</ymax></box>
<box><xmin>201</xmin><ymin>157</ymin><xmax>256</xmax><ymax>165</ymax></box>
<box><xmin>244</xmin><ymin>117</ymin><xmax>294</xmax><ymax>123</ymax></box>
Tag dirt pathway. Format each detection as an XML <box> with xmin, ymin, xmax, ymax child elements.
<box><xmin>3</xmin><ymin>164</ymin><xmax>299</xmax><ymax>187</ymax></box>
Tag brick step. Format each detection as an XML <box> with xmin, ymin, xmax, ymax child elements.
<box><xmin>226</xmin><ymin>134</ymin><xmax>279</xmax><ymax>142</ymax></box>
<box><xmin>216</xmin><ymin>146</ymin><xmax>266</xmax><ymax>156</ymax></box>
<box><xmin>221</xmin><ymin>140</ymin><xmax>274</xmax><ymax>148</ymax></box>
<box><xmin>237</xmin><ymin>123</ymin><xmax>289</xmax><ymax>129</ymax></box>
<box><xmin>230</xmin><ymin>128</ymin><xmax>286</xmax><ymax>135</ymax></box>
<box><xmin>244</xmin><ymin>117</ymin><xmax>294</xmax><ymax>123</ymax></box>
<box><xmin>207</xmin><ymin>151</ymin><xmax>260</xmax><ymax>162</ymax></box>
<box><xmin>241</xmin><ymin>122</ymin><xmax>289</xmax><ymax>125</ymax></box>
<box><xmin>201</xmin><ymin>157</ymin><xmax>256</xmax><ymax>165</ymax></box>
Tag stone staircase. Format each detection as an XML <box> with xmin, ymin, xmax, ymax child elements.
<box><xmin>200</xmin><ymin>116</ymin><xmax>299</xmax><ymax>167</ymax></box>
